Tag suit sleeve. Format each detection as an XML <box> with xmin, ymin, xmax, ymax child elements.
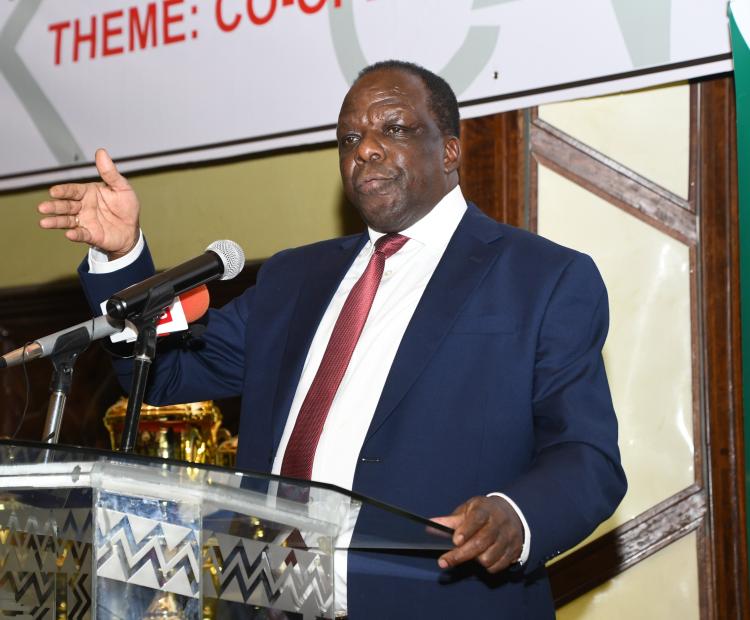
<box><xmin>500</xmin><ymin>252</ymin><xmax>627</xmax><ymax>571</ymax></box>
<box><xmin>78</xmin><ymin>241</ymin><xmax>252</xmax><ymax>405</ymax></box>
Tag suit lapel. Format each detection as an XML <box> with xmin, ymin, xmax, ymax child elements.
<box><xmin>271</xmin><ymin>234</ymin><xmax>368</xmax><ymax>450</ymax></box>
<box><xmin>364</xmin><ymin>205</ymin><xmax>505</xmax><ymax>444</ymax></box>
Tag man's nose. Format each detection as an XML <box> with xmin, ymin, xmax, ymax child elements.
<box><xmin>356</xmin><ymin>132</ymin><xmax>384</xmax><ymax>162</ymax></box>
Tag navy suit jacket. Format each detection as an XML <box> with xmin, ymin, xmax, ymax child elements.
<box><xmin>79</xmin><ymin>203</ymin><xmax>626</xmax><ymax>618</ymax></box>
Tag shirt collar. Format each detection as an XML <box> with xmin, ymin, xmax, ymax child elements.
<box><xmin>367</xmin><ymin>185</ymin><xmax>467</xmax><ymax>248</ymax></box>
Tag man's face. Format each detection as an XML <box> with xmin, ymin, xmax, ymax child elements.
<box><xmin>337</xmin><ymin>69</ymin><xmax>460</xmax><ymax>233</ymax></box>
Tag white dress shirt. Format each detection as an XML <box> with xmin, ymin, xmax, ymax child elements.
<box><xmin>271</xmin><ymin>186</ymin><xmax>467</xmax><ymax>488</ymax></box>
<box><xmin>88</xmin><ymin>185</ymin><xmax>529</xmax><ymax>614</ymax></box>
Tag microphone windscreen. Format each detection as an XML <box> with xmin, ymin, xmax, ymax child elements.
<box><xmin>207</xmin><ymin>240</ymin><xmax>245</xmax><ymax>280</ymax></box>
<box><xmin>181</xmin><ymin>285</ymin><xmax>210</xmax><ymax>322</ymax></box>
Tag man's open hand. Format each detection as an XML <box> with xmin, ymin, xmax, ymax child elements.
<box><xmin>38</xmin><ymin>148</ymin><xmax>140</xmax><ymax>259</ymax></box>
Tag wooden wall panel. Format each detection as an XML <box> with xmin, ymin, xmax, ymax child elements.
<box><xmin>459</xmin><ymin>111</ymin><xmax>527</xmax><ymax>227</ymax></box>
<box><xmin>694</xmin><ymin>76</ymin><xmax>749</xmax><ymax>620</ymax></box>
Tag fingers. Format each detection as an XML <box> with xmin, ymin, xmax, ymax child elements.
<box><xmin>46</xmin><ymin>149</ymin><xmax>126</xmax><ymax>200</ymax></box>
<box><xmin>40</xmin><ymin>210</ymin><xmax>92</xmax><ymax>245</ymax></box>
<box><xmin>438</xmin><ymin>520</ymin><xmax>497</xmax><ymax>570</ymax></box>
<box><xmin>49</xmin><ymin>183</ymin><xmax>88</xmax><ymax>201</ymax></box>
<box><xmin>430</xmin><ymin>515</ymin><xmax>462</xmax><ymax>530</ymax></box>
<box><xmin>95</xmin><ymin>148</ymin><xmax>129</xmax><ymax>190</ymax></box>
<box><xmin>38</xmin><ymin>199</ymin><xmax>82</xmax><ymax>216</ymax></box>
<box><xmin>426</xmin><ymin>517</ymin><xmax>456</xmax><ymax>540</ymax></box>
<box><xmin>38</xmin><ymin>214</ymin><xmax>80</xmax><ymax>231</ymax></box>
<box><xmin>435</xmin><ymin>497</ymin><xmax>524</xmax><ymax>574</ymax></box>
<box><xmin>451</xmin><ymin>501</ymin><xmax>491</xmax><ymax>545</ymax></box>
<box><xmin>481</xmin><ymin>540</ymin><xmax>517</xmax><ymax>573</ymax></box>
<box><xmin>38</xmin><ymin>198</ymin><xmax>87</xmax><ymax>241</ymax></box>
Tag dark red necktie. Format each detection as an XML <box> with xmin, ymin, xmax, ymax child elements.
<box><xmin>280</xmin><ymin>233</ymin><xmax>409</xmax><ymax>480</ymax></box>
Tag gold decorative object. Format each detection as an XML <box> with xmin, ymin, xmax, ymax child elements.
<box><xmin>104</xmin><ymin>398</ymin><xmax>239</xmax><ymax>620</ymax></box>
<box><xmin>215</xmin><ymin>431</ymin><xmax>238</xmax><ymax>470</ymax></box>
<box><xmin>143</xmin><ymin>591</ymin><xmax>187</xmax><ymax>619</ymax></box>
<box><xmin>104</xmin><ymin>397</ymin><xmax>236</xmax><ymax>467</ymax></box>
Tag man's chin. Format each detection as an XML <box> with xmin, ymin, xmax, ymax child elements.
<box><xmin>354</xmin><ymin>200</ymin><xmax>405</xmax><ymax>232</ymax></box>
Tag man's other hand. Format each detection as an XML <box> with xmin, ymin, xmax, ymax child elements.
<box><xmin>432</xmin><ymin>496</ymin><xmax>524</xmax><ymax>573</ymax></box>
<box><xmin>38</xmin><ymin>148</ymin><xmax>140</xmax><ymax>259</ymax></box>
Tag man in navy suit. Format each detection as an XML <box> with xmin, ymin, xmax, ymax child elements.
<box><xmin>39</xmin><ymin>60</ymin><xmax>626</xmax><ymax>618</ymax></box>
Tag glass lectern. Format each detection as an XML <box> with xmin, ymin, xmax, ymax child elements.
<box><xmin>0</xmin><ymin>440</ymin><xmax>451</xmax><ymax>619</ymax></box>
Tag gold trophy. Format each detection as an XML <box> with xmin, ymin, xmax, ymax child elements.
<box><xmin>103</xmin><ymin>397</ymin><xmax>236</xmax><ymax>467</ymax></box>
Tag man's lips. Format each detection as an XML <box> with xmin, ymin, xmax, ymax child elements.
<box><xmin>356</xmin><ymin>175</ymin><xmax>396</xmax><ymax>192</ymax></box>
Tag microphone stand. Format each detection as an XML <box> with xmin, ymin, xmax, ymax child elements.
<box><xmin>119</xmin><ymin>281</ymin><xmax>176</xmax><ymax>453</ymax></box>
<box><xmin>42</xmin><ymin>327</ymin><xmax>93</xmax><ymax>444</ymax></box>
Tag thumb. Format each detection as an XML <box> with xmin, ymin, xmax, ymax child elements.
<box><xmin>95</xmin><ymin>148</ymin><xmax>129</xmax><ymax>190</ymax></box>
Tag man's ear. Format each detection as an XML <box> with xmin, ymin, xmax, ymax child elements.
<box><xmin>443</xmin><ymin>136</ymin><xmax>462</xmax><ymax>174</ymax></box>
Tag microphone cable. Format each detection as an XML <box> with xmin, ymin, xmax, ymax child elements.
<box><xmin>9</xmin><ymin>314</ymin><xmax>98</xmax><ymax>442</ymax></box>
<box><xmin>9</xmin><ymin>342</ymin><xmax>33</xmax><ymax>440</ymax></box>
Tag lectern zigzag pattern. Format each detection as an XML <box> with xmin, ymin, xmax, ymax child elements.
<box><xmin>0</xmin><ymin>566</ymin><xmax>91</xmax><ymax>619</ymax></box>
<box><xmin>204</xmin><ymin>534</ymin><xmax>333</xmax><ymax>616</ymax></box>
<box><xmin>1</xmin><ymin>509</ymin><xmax>92</xmax><ymax>543</ymax></box>
<box><xmin>96</xmin><ymin>514</ymin><xmax>201</xmax><ymax>596</ymax></box>
<box><xmin>0</xmin><ymin>531</ymin><xmax>91</xmax><ymax>572</ymax></box>
<box><xmin>0</xmin><ymin>506</ymin><xmax>93</xmax><ymax>619</ymax></box>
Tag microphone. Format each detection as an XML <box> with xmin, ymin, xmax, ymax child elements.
<box><xmin>106</xmin><ymin>240</ymin><xmax>244</xmax><ymax>320</ymax></box>
<box><xmin>0</xmin><ymin>315</ymin><xmax>124</xmax><ymax>369</ymax></box>
<box><xmin>0</xmin><ymin>286</ymin><xmax>211</xmax><ymax>369</ymax></box>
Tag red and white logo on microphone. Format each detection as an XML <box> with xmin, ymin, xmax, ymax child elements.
<box><xmin>100</xmin><ymin>285</ymin><xmax>209</xmax><ymax>343</ymax></box>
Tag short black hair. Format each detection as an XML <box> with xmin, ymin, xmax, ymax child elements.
<box><xmin>356</xmin><ymin>60</ymin><xmax>460</xmax><ymax>138</ymax></box>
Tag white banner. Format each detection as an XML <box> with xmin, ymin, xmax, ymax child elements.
<box><xmin>0</xmin><ymin>0</ymin><xmax>732</xmax><ymax>190</ymax></box>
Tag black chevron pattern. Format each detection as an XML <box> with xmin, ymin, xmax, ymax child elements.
<box><xmin>203</xmin><ymin>535</ymin><xmax>332</xmax><ymax>616</ymax></box>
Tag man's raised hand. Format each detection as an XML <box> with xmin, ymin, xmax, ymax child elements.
<box><xmin>38</xmin><ymin>149</ymin><xmax>140</xmax><ymax>259</ymax></box>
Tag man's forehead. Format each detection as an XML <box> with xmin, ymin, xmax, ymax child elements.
<box><xmin>353</xmin><ymin>67</ymin><xmax>424</xmax><ymax>91</ymax></box>
<box><xmin>339</xmin><ymin>69</ymin><xmax>428</xmax><ymax>118</ymax></box>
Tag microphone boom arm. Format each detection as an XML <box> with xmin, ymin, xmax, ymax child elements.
<box><xmin>42</xmin><ymin>327</ymin><xmax>92</xmax><ymax>444</ymax></box>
